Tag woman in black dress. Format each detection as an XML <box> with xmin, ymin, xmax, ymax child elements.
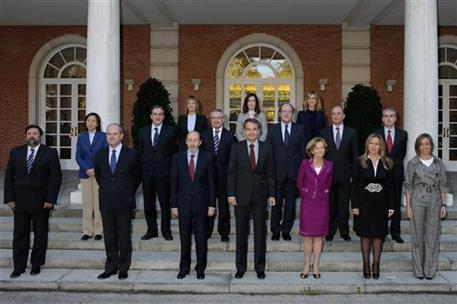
<box><xmin>296</xmin><ymin>91</ymin><xmax>326</xmax><ymax>141</ymax></box>
<box><xmin>351</xmin><ymin>133</ymin><xmax>395</xmax><ymax>279</ymax></box>
<box><xmin>177</xmin><ymin>95</ymin><xmax>208</xmax><ymax>149</ymax></box>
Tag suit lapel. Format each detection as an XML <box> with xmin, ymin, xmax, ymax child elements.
<box><xmin>182</xmin><ymin>151</ymin><xmax>193</xmax><ymax>182</ymax></box>
<box><xmin>327</xmin><ymin>127</ymin><xmax>338</xmax><ymax>151</ymax></box>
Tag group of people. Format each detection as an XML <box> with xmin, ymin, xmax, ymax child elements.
<box><xmin>4</xmin><ymin>93</ymin><xmax>448</xmax><ymax>283</ymax></box>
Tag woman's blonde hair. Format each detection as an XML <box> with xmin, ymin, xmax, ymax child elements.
<box><xmin>306</xmin><ymin>137</ymin><xmax>328</xmax><ymax>157</ymax></box>
<box><xmin>303</xmin><ymin>91</ymin><xmax>323</xmax><ymax>111</ymax></box>
<box><xmin>186</xmin><ymin>95</ymin><xmax>201</xmax><ymax>114</ymax></box>
<box><xmin>360</xmin><ymin>133</ymin><xmax>393</xmax><ymax>170</ymax></box>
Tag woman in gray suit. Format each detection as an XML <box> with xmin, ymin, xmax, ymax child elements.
<box><xmin>404</xmin><ymin>133</ymin><xmax>448</xmax><ymax>280</ymax></box>
<box><xmin>235</xmin><ymin>93</ymin><xmax>268</xmax><ymax>142</ymax></box>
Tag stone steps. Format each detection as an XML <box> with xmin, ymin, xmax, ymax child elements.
<box><xmin>0</xmin><ymin>249</ymin><xmax>456</xmax><ymax>272</ymax></box>
<box><xmin>1</xmin><ymin>216</ymin><xmax>457</xmax><ymax>235</ymax></box>
<box><xmin>1</xmin><ymin>268</ymin><xmax>456</xmax><ymax>294</ymax></box>
<box><xmin>1</xmin><ymin>231</ymin><xmax>457</xmax><ymax>252</ymax></box>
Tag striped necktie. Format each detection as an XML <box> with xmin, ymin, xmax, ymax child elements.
<box><xmin>26</xmin><ymin>148</ymin><xmax>35</xmax><ymax>174</ymax></box>
<box><xmin>213</xmin><ymin>129</ymin><xmax>220</xmax><ymax>154</ymax></box>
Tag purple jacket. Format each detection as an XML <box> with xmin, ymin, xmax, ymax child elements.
<box><xmin>296</xmin><ymin>158</ymin><xmax>333</xmax><ymax>200</ymax></box>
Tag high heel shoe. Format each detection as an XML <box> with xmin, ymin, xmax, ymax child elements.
<box><xmin>312</xmin><ymin>273</ymin><xmax>321</xmax><ymax>279</ymax></box>
<box><xmin>363</xmin><ymin>263</ymin><xmax>371</xmax><ymax>279</ymax></box>
<box><xmin>300</xmin><ymin>272</ymin><xmax>309</xmax><ymax>279</ymax></box>
<box><xmin>372</xmin><ymin>263</ymin><xmax>380</xmax><ymax>280</ymax></box>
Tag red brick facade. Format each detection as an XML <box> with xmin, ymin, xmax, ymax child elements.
<box><xmin>0</xmin><ymin>25</ymin><xmax>150</xmax><ymax>168</ymax></box>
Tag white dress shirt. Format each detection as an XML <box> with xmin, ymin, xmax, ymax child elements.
<box><xmin>332</xmin><ymin>124</ymin><xmax>344</xmax><ymax>140</ymax></box>
<box><xmin>187</xmin><ymin>114</ymin><xmax>197</xmax><ymax>132</ymax></box>
<box><xmin>27</xmin><ymin>144</ymin><xmax>40</xmax><ymax>162</ymax></box>
<box><xmin>108</xmin><ymin>143</ymin><xmax>122</xmax><ymax>164</ymax></box>
<box><xmin>88</xmin><ymin>131</ymin><xmax>96</xmax><ymax>144</ymax></box>
<box><xmin>281</xmin><ymin>122</ymin><xmax>292</xmax><ymax>142</ymax></box>
<box><xmin>213</xmin><ymin>127</ymin><xmax>223</xmax><ymax>141</ymax></box>
<box><xmin>151</xmin><ymin>123</ymin><xmax>163</xmax><ymax>144</ymax></box>
<box><xmin>384</xmin><ymin>127</ymin><xmax>395</xmax><ymax>143</ymax></box>
<box><xmin>187</xmin><ymin>149</ymin><xmax>199</xmax><ymax>167</ymax></box>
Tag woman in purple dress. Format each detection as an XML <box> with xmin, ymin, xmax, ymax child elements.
<box><xmin>296</xmin><ymin>137</ymin><xmax>333</xmax><ymax>279</ymax></box>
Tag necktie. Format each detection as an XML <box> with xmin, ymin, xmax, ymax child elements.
<box><xmin>386</xmin><ymin>130</ymin><xmax>393</xmax><ymax>153</ymax></box>
<box><xmin>249</xmin><ymin>144</ymin><xmax>256</xmax><ymax>171</ymax></box>
<box><xmin>26</xmin><ymin>148</ymin><xmax>35</xmax><ymax>174</ymax></box>
<box><xmin>284</xmin><ymin>124</ymin><xmax>290</xmax><ymax>146</ymax></box>
<box><xmin>335</xmin><ymin>127</ymin><xmax>341</xmax><ymax>149</ymax></box>
<box><xmin>153</xmin><ymin>127</ymin><xmax>159</xmax><ymax>147</ymax></box>
<box><xmin>189</xmin><ymin>154</ymin><xmax>195</xmax><ymax>181</ymax></box>
<box><xmin>110</xmin><ymin>149</ymin><xmax>117</xmax><ymax>174</ymax></box>
<box><xmin>213</xmin><ymin>129</ymin><xmax>220</xmax><ymax>154</ymax></box>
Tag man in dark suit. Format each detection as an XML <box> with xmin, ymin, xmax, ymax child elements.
<box><xmin>138</xmin><ymin>105</ymin><xmax>178</xmax><ymax>241</ymax></box>
<box><xmin>374</xmin><ymin>107</ymin><xmax>408</xmax><ymax>243</ymax></box>
<box><xmin>4</xmin><ymin>125</ymin><xmax>62</xmax><ymax>278</ymax></box>
<box><xmin>269</xmin><ymin>103</ymin><xmax>306</xmax><ymax>241</ymax></box>
<box><xmin>228</xmin><ymin>118</ymin><xmax>276</xmax><ymax>280</ymax></box>
<box><xmin>94</xmin><ymin>123</ymin><xmax>142</xmax><ymax>280</ymax></box>
<box><xmin>319</xmin><ymin>105</ymin><xmax>360</xmax><ymax>241</ymax></box>
<box><xmin>201</xmin><ymin>109</ymin><xmax>236</xmax><ymax>242</ymax></box>
<box><xmin>171</xmin><ymin>131</ymin><xmax>216</xmax><ymax>280</ymax></box>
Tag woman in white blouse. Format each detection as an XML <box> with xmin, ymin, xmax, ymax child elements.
<box><xmin>235</xmin><ymin>93</ymin><xmax>268</xmax><ymax>141</ymax></box>
<box><xmin>177</xmin><ymin>95</ymin><xmax>208</xmax><ymax>149</ymax></box>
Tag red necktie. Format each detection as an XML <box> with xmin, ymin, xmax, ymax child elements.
<box><xmin>189</xmin><ymin>154</ymin><xmax>195</xmax><ymax>181</ymax></box>
<box><xmin>386</xmin><ymin>130</ymin><xmax>393</xmax><ymax>153</ymax></box>
<box><xmin>249</xmin><ymin>144</ymin><xmax>256</xmax><ymax>171</ymax></box>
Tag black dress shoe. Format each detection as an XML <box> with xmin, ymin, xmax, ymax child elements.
<box><xmin>30</xmin><ymin>266</ymin><xmax>41</xmax><ymax>276</ymax></box>
<box><xmin>10</xmin><ymin>270</ymin><xmax>24</xmax><ymax>278</ymax></box>
<box><xmin>425</xmin><ymin>276</ymin><xmax>434</xmax><ymax>280</ymax></box>
<box><xmin>118</xmin><ymin>271</ymin><xmax>128</xmax><ymax>280</ymax></box>
<box><xmin>234</xmin><ymin>271</ymin><xmax>245</xmax><ymax>279</ymax></box>
<box><xmin>97</xmin><ymin>270</ymin><xmax>117</xmax><ymax>279</ymax></box>
<box><xmin>325</xmin><ymin>235</ymin><xmax>334</xmax><ymax>241</ymax></box>
<box><xmin>391</xmin><ymin>234</ymin><xmax>404</xmax><ymax>244</ymax></box>
<box><xmin>177</xmin><ymin>271</ymin><xmax>188</xmax><ymax>279</ymax></box>
<box><xmin>81</xmin><ymin>234</ymin><xmax>92</xmax><ymax>241</ymax></box>
<box><xmin>342</xmin><ymin>235</ymin><xmax>352</xmax><ymax>241</ymax></box>
<box><xmin>196</xmin><ymin>272</ymin><xmax>205</xmax><ymax>280</ymax></box>
<box><xmin>221</xmin><ymin>235</ymin><xmax>230</xmax><ymax>242</ymax></box>
<box><xmin>141</xmin><ymin>232</ymin><xmax>158</xmax><ymax>240</ymax></box>
<box><xmin>94</xmin><ymin>234</ymin><xmax>103</xmax><ymax>241</ymax></box>
<box><xmin>271</xmin><ymin>233</ymin><xmax>280</xmax><ymax>241</ymax></box>
<box><xmin>282</xmin><ymin>232</ymin><xmax>292</xmax><ymax>241</ymax></box>
<box><xmin>163</xmin><ymin>232</ymin><xmax>173</xmax><ymax>241</ymax></box>
<box><xmin>256</xmin><ymin>272</ymin><xmax>266</xmax><ymax>279</ymax></box>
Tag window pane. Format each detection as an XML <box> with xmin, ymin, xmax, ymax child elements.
<box><xmin>229</xmin><ymin>83</ymin><xmax>242</xmax><ymax>117</ymax></box>
<box><xmin>60</xmin><ymin>135</ymin><xmax>71</xmax><ymax>147</ymax></box>
<box><xmin>245</xmin><ymin>64</ymin><xmax>275</xmax><ymax>79</ymax></box>
<box><xmin>44</xmin><ymin>65</ymin><xmax>59</xmax><ymax>78</ymax></box>
<box><xmin>243</xmin><ymin>83</ymin><xmax>256</xmax><ymax>96</ymax></box>
<box><xmin>439</xmin><ymin>110</ymin><xmax>442</xmax><ymax>123</ymax></box>
<box><xmin>244</xmin><ymin>46</ymin><xmax>260</xmax><ymax>62</ymax></box>
<box><xmin>46</xmin><ymin>84</ymin><xmax>57</xmax><ymax>95</ymax></box>
<box><xmin>278</xmin><ymin>83</ymin><xmax>291</xmax><ymax>104</ymax></box>
<box><xmin>78</xmin><ymin>110</ymin><xmax>85</xmax><ymax>121</ymax></box>
<box><xmin>450</xmin><ymin>136</ymin><xmax>457</xmax><ymax>147</ymax></box>
<box><xmin>448</xmin><ymin>48</ymin><xmax>457</xmax><ymax>64</ymax></box>
<box><xmin>60</xmin><ymin>97</ymin><xmax>71</xmax><ymax>109</ymax></box>
<box><xmin>78</xmin><ymin>84</ymin><xmax>86</xmax><ymax>96</ymax></box>
<box><xmin>450</xmin><ymin>85</ymin><xmax>457</xmax><ymax>97</ymax></box>
<box><xmin>439</xmin><ymin>65</ymin><xmax>457</xmax><ymax>79</ymax></box>
<box><xmin>60</xmin><ymin>148</ymin><xmax>71</xmax><ymax>160</ymax></box>
<box><xmin>262</xmin><ymin>83</ymin><xmax>275</xmax><ymax>123</ymax></box>
<box><xmin>60</xmin><ymin>84</ymin><xmax>71</xmax><ymax>95</ymax></box>
<box><xmin>46</xmin><ymin>97</ymin><xmax>57</xmax><ymax>108</ymax></box>
<box><xmin>46</xmin><ymin>122</ymin><xmax>57</xmax><ymax>133</ymax></box>
<box><xmin>449</xmin><ymin>150</ymin><xmax>457</xmax><ymax>161</ymax></box>
<box><xmin>439</xmin><ymin>47</ymin><xmax>446</xmax><ymax>63</ymax></box>
<box><xmin>78</xmin><ymin>122</ymin><xmax>85</xmax><ymax>133</ymax></box>
<box><xmin>450</xmin><ymin>98</ymin><xmax>457</xmax><ymax>110</ymax></box>
<box><xmin>60</xmin><ymin>122</ymin><xmax>71</xmax><ymax>133</ymax></box>
<box><xmin>76</xmin><ymin>47</ymin><xmax>86</xmax><ymax>63</ymax></box>
<box><xmin>450</xmin><ymin>111</ymin><xmax>457</xmax><ymax>122</ymax></box>
<box><xmin>276</xmin><ymin>61</ymin><xmax>293</xmax><ymax>79</ymax></box>
<box><xmin>46</xmin><ymin>110</ymin><xmax>57</xmax><ymax>121</ymax></box>
<box><xmin>439</xmin><ymin>98</ymin><xmax>443</xmax><ymax>110</ymax></box>
<box><xmin>61</xmin><ymin>65</ymin><xmax>86</xmax><ymax>78</ymax></box>
<box><xmin>78</xmin><ymin>97</ymin><xmax>86</xmax><ymax>109</ymax></box>
<box><xmin>226</xmin><ymin>53</ymin><xmax>250</xmax><ymax>78</ymax></box>
<box><xmin>61</xmin><ymin>47</ymin><xmax>75</xmax><ymax>63</ymax></box>
<box><xmin>49</xmin><ymin>52</ymin><xmax>65</xmax><ymax>69</ymax></box>
<box><xmin>46</xmin><ymin>135</ymin><xmax>56</xmax><ymax>146</ymax></box>
<box><xmin>260</xmin><ymin>47</ymin><xmax>275</xmax><ymax>61</ymax></box>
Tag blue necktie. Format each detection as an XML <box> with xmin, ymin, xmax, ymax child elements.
<box><xmin>110</xmin><ymin>149</ymin><xmax>117</xmax><ymax>174</ymax></box>
<box><xmin>335</xmin><ymin>127</ymin><xmax>341</xmax><ymax>149</ymax></box>
<box><xmin>153</xmin><ymin>127</ymin><xmax>159</xmax><ymax>147</ymax></box>
<box><xmin>26</xmin><ymin>148</ymin><xmax>35</xmax><ymax>174</ymax></box>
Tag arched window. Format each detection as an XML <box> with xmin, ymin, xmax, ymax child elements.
<box><xmin>40</xmin><ymin>44</ymin><xmax>86</xmax><ymax>169</ymax></box>
<box><xmin>438</xmin><ymin>45</ymin><xmax>457</xmax><ymax>168</ymax></box>
<box><xmin>224</xmin><ymin>43</ymin><xmax>295</xmax><ymax>131</ymax></box>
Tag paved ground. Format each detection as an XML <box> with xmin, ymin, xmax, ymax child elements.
<box><xmin>1</xmin><ymin>292</ymin><xmax>457</xmax><ymax>304</ymax></box>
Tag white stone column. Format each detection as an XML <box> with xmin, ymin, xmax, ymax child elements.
<box><xmin>403</xmin><ymin>0</ymin><xmax>438</xmax><ymax>161</ymax></box>
<box><xmin>86</xmin><ymin>0</ymin><xmax>120</xmax><ymax>130</ymax></box>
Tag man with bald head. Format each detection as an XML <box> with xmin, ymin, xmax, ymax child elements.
<box><xmin>171</xmin><ymin>131</ymin><xmax>216</xmax><ymax>280</ymax></box>
<box><xmin>319</xmin><ymin>105</ymin><xmax>359</xmax><ymax>241</ymax></box>
<box><xmin>94</xmin><ymin>123</ymin><xmax>142</xmax><ymax>280</ymax></box>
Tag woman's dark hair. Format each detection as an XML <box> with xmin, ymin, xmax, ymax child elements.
<box><xmin>84</xmin><ymin>112</ymin><xmax>102</xmax><ymax>132</ymax></box>
<box><xmin>414</xmin><ymin>133</ymin><xmax>435</xmax><ymax>156</ymax></box>
<box><xmin>25</xmin><ymin>124</ymin><xmax>43</xmax><ymax>136</ymax></box>
<box><xmin>242</xmin><ymin>93</ymin><xmax>261</xmax><ymax>114</ymax></box>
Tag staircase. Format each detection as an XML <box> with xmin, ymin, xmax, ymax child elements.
<box><xmin>1</xmin><ymin>204</ymin><xmax>457</xmax><ymax>294</ymax></box>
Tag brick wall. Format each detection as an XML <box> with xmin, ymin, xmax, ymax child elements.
<box><xmin>178</xmin><ymin>25</ymin><xmax>342</xmax><ymax>119</ymax></box>
<box><xmin>0</xmin><ymin>25</ymin><xmax>149</xmax><ymax>168</ymax></box>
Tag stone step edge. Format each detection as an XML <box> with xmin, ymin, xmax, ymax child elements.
<box><xmin>0</xmin><ymin>269</ymin><xmax>456</xmax><ymax>294</ymax></box>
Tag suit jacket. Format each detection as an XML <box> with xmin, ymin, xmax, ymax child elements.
<box><xmin>268</xmin><ymin>122</ymin><xmax>306</xmax><ymax>182</ymax></box>
<box><xmin>75</xmin><ymin>131</ymin><xmax>108</xmax><ymax>178</ymax></box>
<box><xmin>373</xmin><ymin>127</ymin><xmax>408</xmax><ymax>183</ymax></box>
<box><xmin>319</xmin><ymin>125</ymin><xmax>360</xmax><ymax>183</ymax></box>
<box><xmin>170</xmin><ymin>150</ymin><xmax>216</xmax><ymax>211</ymax></box>
<box><xmin>227</xmin><ymin>140</ymin><xmax>276</xmax><ymax>205</ymax></box>
<box><xmin>296</xmin><ymin>158</ymin><xmax>333</xmax><ymax>200</ymax></box>
<box><xmin>137</xmin><ymin>124</ymin><xmax>178</xmax><ymax>180</ymax></box>
<box><xmin>296</xmin><ymin>110</ymin><xmax>326</xmax><ymax>141</ymax></box>
<box><xmin>201</xmin><ymin>127</ymin><xmax>236</xmax><ymax>181</ymax></box>
<box><xmin>94</xmin><ymin>145</ymin><xmax>142</xmax><ymax>212</ymax></box>
<box><xmin>177</xmin><ymin>114</ymin><xmax>208</xmax><ymax>149</ymax></box>
<box><xmin>4</xmin><ymin>144</ymin><xmax>62</xmax><ymax>212</ymax></box>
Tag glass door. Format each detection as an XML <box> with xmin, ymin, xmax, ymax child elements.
<box><xmin>439</xmin><ymin>80</ymin><xmax>457</xmax><ymax>171</ymax></box>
